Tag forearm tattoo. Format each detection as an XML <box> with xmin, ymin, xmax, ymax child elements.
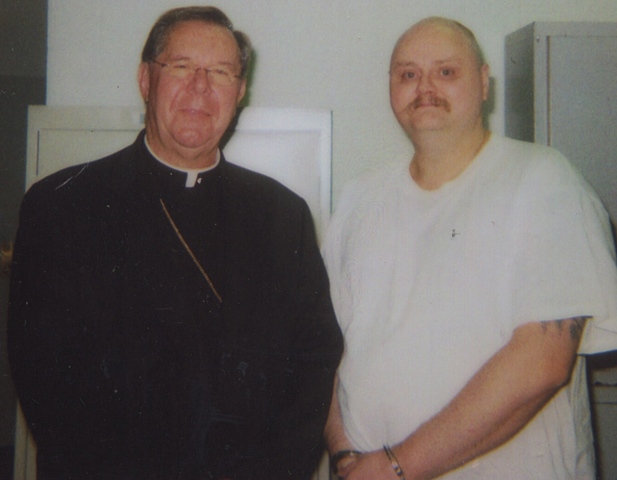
<box><xmin>541</xmin><ymin>317</ymin><xmax>588</xmax><ymax>341</ymax></box>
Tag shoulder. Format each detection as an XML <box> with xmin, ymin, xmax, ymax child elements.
<box><xmin>492</xmin><ymin>135</ymin><xmax>579</xmax><ymax>183</ymax></box>
<box><xmin>486</xmin><ymin>135</ymin><xmax>598</xmax><ymax>201</ymax></box>
<box><xmin>334</xmin><ymin>161</ymin><xmax>407</xmax><ymax>221</ymax></box>
<box><xmin>489</xmin><ymin>135</ymin><xmax>610</xmax><ymax>227</ymax></box>
<box><xmin>25</xmin><ymin>140</ymin><xmax>138</xmax><ymax>201</ymax></box>
<box><xmin>219</xmin><ymin>160</ymin><xmax>320</xmax><ymax>257</ymax></box>
<box><xmin>221</xmin><ymin>158</ymin><xmax>308</xmax><ymax>212</ymax></box>
<box><xmin>345</xmin><ymin>161</ymin><xmax>406</xmax><ymax>192</ymax></box>
<box><xmin>323</xmin><ymin>162</ymin><xmax>406</xmax><ymax>255</ymax></box>
<box><xmin>20</xmin><ymin>140</ymin><xmax>140</xmax><ymax>224</ymax></box>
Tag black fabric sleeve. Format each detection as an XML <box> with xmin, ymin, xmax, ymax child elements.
<box><xmin>8</xmin><ymin>185</ymin><xmax>81</xmax><ymax>465</ymax></box>
<box><xmin>230</xmin><ymin>203</ymin><xmax>343</xmax><ymax>480</ymax></box>
<box><xmin>7</xmin><ymin>182</ymin><xmax>131</xmax><ymax>478</ymax></box>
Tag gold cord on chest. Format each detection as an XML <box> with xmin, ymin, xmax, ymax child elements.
<box><xmin>159</xmin><ymin>198</ymin><xmax>223</xmax><ymax>304</ymax></box>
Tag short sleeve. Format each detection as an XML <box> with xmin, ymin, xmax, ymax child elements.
<box><xmin>508</xmin><ymin>153</ymin><xmax>617</xmax><ymax>354</ymax></box>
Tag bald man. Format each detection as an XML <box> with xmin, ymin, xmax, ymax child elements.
<box><xmin>322</xmin><ymin>17</ymin><xmax>617</xmax><ymax>480</ymax></box>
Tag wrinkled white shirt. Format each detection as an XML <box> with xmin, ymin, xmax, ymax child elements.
<box><xmin>323</xmin><ymin>135</ymin><xmax>617</xmax><ymax>479</ymax></box>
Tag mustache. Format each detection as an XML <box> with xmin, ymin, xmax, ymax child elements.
<box><xmin>411</xmin><ymin>95</ymin><xmax>450</xmax><ymax>112</ymax></box>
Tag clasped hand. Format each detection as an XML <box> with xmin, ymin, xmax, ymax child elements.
<box><xmin>336</xmin><ymin>449</ymin><xmax>401</xmax><ymax>480</ymax></box>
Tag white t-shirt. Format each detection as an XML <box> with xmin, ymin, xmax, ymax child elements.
<box><xmin>322</xmin><ymin>134</ymin><xmax>617</xmax><ymax>479</ymax></box>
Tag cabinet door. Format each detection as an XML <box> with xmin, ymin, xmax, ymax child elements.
<box><xmin>548</xmin><ymin>35</ymin><xmax>617</xmax><ymax>223</ymax></box>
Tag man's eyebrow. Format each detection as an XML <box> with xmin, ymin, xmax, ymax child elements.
<box><xmin>165</xmin><ymin>55</ymin><xmax>192</xmax><ymax>62</ymax></box>
<box><xmin>392</xmin><ymin>60</ymin><xmax>418</xmax><ymax>69</ymax></box>
<box><xmin>433</xmin><ymin>57</ymin><xmax>461</xmax><ymax>65</ymax></box>
<box><xmin>165</xmin><ymin>56</ymin><xmax>237</xmax><ymax>67</ymax></box>
<box><xmin>392</xmin><ymin>57</ymin><xmax>461</xmax><ymax>68</ymax></box>
<box><xmin>214</xmin><ymin>60</ymin><xmax>238</xmax><ymax>67</ymax></box>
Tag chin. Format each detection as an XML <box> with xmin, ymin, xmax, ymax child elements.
<box><xmin>172</xmin><ymin>127</ymin><xmax>216</xmax><ymax>148</ymax></box>
<box><xmin>404</xmin><ymin>120</ymin><xmax>447</xmax><ymax>133</ymax></box>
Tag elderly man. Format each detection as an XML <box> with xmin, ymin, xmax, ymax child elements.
<box><xmin>322</xmin><ymin>17</ymin><xmax>617</xmax><ymax>480</ymax></box>
<box><xmin>8</xmin><ymin>6</ymin><xmax>342</xmax><ymax>480</ymax></box>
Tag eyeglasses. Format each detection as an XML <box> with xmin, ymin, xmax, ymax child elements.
<box><xmin>150</xmin><ymin>60</ymin><xmax>242</xmax><ymax>87</ymax></box>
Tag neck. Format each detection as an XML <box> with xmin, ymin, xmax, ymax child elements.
<box><xmin>145</xmin><ymin>136</ymin><xmax>220</xmax><ymax>173</ymax></box>
<box><xmin>145</xmin><ymin>128</ymin><xmax>219</xmax><ymax>170</ymax></box>
<box><xmin>409</xmin><ymin>124</ymin><xmax>489</xmax><ymax>191</ymax></box>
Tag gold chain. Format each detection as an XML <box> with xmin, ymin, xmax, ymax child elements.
<box><xmin>159</xmin><ymin>198</ymin><xmax>223</xmax><ymax>303</ymax></box>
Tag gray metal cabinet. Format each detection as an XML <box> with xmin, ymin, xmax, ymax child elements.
<box><xmin>506</xmin><ymin>22</ymin><xmax>617</xmax><ymax>480</ymax></box>
<box><xmin>506</xmin><ymin>22</ymin><xmax>617</xmax><ymax>223</ymax></box>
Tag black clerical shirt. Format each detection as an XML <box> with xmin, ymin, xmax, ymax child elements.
<box><xmin>8</xmin><ymin>131</ymin><xmax>343</xmax><ymax>480</ymax></box>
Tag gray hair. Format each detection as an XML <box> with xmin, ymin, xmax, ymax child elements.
<box><xmin>141</xmin><ymin>6</ymin><xmax>252</xmax><ymax>78</ymax></box>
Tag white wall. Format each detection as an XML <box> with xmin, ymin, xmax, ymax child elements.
<box><xmin>47</xmin><ymin>0</ymin><xmax>617</xmax><ymax>206</ymax></box>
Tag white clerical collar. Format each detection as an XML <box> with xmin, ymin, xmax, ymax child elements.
<box><xmin>144</xmin><ymin>137</ymin><xmax>220</xmax><ymax>188</ymax></box>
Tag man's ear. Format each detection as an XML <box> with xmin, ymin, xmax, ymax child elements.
<box><xmin>480</xmin><ymin>63</ymin><xmax>490</xmax><ymax>101</ymax></box>
<box><xmin>236</xmin><ymin>79</ymin><xmax>247</xmax><ymax>106</ymax></box>
<box><xmin>138</xmin><ymin>62</ymin><xmax>151</xmax><ymax>103</ymax></box>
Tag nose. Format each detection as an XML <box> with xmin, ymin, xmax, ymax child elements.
<box><xmin>417</xmin><ymin>73</ymin><xmax>435</xmax><ymax>94</ymax></box>
<box><xmin>190</xmin><ymin>68</ymin><xmax>212</xmax><ymax>93</ymax></box>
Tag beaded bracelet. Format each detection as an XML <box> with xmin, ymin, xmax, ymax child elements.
<box><xmin>383</xmin><ymin>444</ymin><xmax>406</xmax><ymax>480</ymax></box>
<box><xmin>330</xmin><ymin>449</ymin><xmax>363</xmax><ymax>476</ymax></box>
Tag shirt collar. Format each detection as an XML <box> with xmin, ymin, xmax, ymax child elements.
<box><xmin>144</xmin><ymin>136</ymin><xmax>220</xmax><ymax>188</ymax></box>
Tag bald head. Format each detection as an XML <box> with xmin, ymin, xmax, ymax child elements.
<box><xmin>392</xmin><ymin>17</ymin><xmax>485</xmax><ymax>71</ymax></box>
<box><xmin>388</xmin><ymin>16</ymin><xmax>490</xmax><ymax>140</ymax></box>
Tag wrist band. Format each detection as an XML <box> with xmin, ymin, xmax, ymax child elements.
<box><xmin>383</xmin><ymin>444</ymin><xmax>406</xmax><ymax>480</ymax></box>
<box><xmin>330</xmin><ymin>449</ymin><xmax>362</xmax><ymax>475</ymax></box>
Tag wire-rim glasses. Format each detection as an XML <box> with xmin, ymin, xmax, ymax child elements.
<box><xmin>150</xmin><ymin>59</ymin><xmax>242</xmax><ymax>87</ymax></box>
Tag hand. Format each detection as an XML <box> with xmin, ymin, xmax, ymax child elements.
<box><xmin>335</xmin><ymin>454</ymin><xmax>360</xmax><ymax>479</ymax></box>
<box><xmin>342</xmin><ymin>449</ymin><xmax>400</xmax><ymax>480</ymax></box>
